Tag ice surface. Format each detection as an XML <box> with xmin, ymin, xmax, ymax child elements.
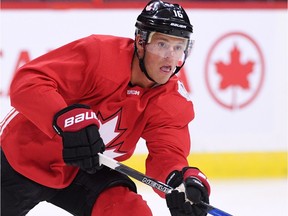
<box><xmin>27</xmin><ymin>179</ymin><xmax>287</xmax><ymax>216</ymax></box>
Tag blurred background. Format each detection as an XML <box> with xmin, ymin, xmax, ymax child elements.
<box><xmin>1</xmin><ymin>0</ymin><xmax>287</xmax><ymax>215</ymax></box>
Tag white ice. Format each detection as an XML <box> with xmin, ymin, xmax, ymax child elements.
<box><xmin>26</xmin><ymin>178</ymin><xmax>287</xmax><ymax>216</ymax></box>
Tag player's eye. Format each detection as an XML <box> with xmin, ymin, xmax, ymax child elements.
<box><xmin>157</xmin><ymin>41</ymin><xmax>167</xmax><ymax>49</ymax></box>
<box><xmin>174</xmin><ymin>45</ymin><xmax>185</xmax><ymax>52</ymax></box>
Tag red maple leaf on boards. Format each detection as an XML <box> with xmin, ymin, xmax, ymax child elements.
<box><xmin>216</xmin><ymin>45</ymin><xmax>254</xmax><ymax>90</ymax></box>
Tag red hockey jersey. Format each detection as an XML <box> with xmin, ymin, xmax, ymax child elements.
<box><xmin>0</xmin><ymin>35</ymin><xmax>194</xmax><ymax>197</ymax></box>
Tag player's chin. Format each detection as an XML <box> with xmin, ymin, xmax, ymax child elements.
<box><xmin>156</xmin><ymin>76</ymin><xmax>171</xmax><ymax>85</ymax></box>
<box><xmin>153</xmin><ymin>70</ymin><xmax>173</xmax><ymax>84</ymax></box>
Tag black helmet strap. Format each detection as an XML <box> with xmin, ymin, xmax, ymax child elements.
<box><xmin>134</xmin><ymin>42</ymin><xmax>157</xmax><ymax>83</ymax></box>
<box><xmin>172</xmin><ymin>61</ymin><xmax>185</xmax><ymax>76</ymax></box>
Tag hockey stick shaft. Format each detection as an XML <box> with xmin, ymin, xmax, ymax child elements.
<box><xmin>98</xmin><ymin>153</ymin><xmax>233</xmax><ymax>216</ymax></box>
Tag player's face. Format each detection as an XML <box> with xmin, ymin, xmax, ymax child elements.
<box><xmin>144</xmin><ymin>33</ymin><xmax>187</xmax><ymax>84</ymax></box>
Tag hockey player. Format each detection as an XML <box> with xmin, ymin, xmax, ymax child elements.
<box><xmin>0</xmin><ymin>0</ymin><xmax>210</xmax><ymax>215</ymax></box>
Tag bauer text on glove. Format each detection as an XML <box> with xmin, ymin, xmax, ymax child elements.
<box><xmin>53</xmin><ymin>104</ymin><xmax>105</xmax><ymax>174</ymax></box>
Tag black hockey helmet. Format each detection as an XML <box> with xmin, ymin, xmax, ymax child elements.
<box><xmin>135</xmin><ymin>0</ymin><xmax>193</xmax><ymax>42</ymax></box>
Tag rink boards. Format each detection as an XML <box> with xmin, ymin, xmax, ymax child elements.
<box><xmin>124</xmin><ymin>151</ymin><xmax>287</xmax><ymax>179</ymax></box>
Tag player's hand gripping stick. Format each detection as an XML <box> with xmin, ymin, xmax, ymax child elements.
<box><xmin>165</xmin><ymin>167</ymin><xmax>210</xmax><ymax>216</ymax></box>
<box><xmin>98</xmin><ymin>153</ymin><xmax>233</xmax><ymax>216</ymax></box>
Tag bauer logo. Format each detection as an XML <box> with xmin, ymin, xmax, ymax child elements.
<box><xmin>64</xmin><ymin>111</ymin><xmax>98</xmax><ymax>128</ymax></box>
<box><xmin>205</xmin><ymin>32</ymin><xmax>265</xmax><ymax>110</ymax></box>
<box><xmin>170</xmin><ymin>23</ymin><xmax>186</xmax><ymax>29</ymax></box>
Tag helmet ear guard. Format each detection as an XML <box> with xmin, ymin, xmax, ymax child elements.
<box><xmin>135</xmin><ymin>28</ymin><xmax>149</xmax><ymax>46</ymax></box>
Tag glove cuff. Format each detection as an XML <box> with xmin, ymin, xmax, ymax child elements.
<box><xmin>53</xmin><ymin>104</ymin><xmax>100</xmax><ymax>134</ymax></box>
<box><xmin>182</xmin><ymin>167</ymin><xmax>211</xmax><ymax>196</ymax></box>
<box><xmin>166</xmin><ymin>170</ymin><xmax>183</xmax><ymax>188</ymax></box>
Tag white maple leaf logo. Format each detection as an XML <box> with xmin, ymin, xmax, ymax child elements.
<box><xmin>97</xmin><ymin>109</ymin><xmax>127</xmax><ymax>159</ymax></box>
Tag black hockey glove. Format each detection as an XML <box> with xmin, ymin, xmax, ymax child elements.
<box><xmin>165</xmin><ymin>167</ymin><xmax>210</xmax><ymax>216</ymax></box>
<box><xmin>53</xmin><ymin>104</ymin><xmax>105</xmax><ymax>174</ymax></box>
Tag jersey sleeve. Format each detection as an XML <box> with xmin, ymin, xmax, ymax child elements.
<box><xmin>9</xmin><ymin>35</ymin><xmax>101</xmax><ymax>138</ymax></box>
<box><xmin>142</xmin><ymin>88</ymin><xmax>194</xmax><ymax>198</ymax></box>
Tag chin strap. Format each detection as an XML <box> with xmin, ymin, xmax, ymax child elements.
<box><xmin>139</xmin><ymin>58</ymin><xmax>156</xmax><ymax>83</ymax></box>
<box><xmin>172</xmin><ymin>62</ymin><xmax>185</xmax><ymax>77</ymax></box>
<box><xmin>134</xmin><ymin>43</ymin><xmax>157</xmax><ymax>83</ymax></box>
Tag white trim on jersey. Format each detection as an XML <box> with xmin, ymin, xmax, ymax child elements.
<box><xmin>0</xmin><ymin>108</ymin><xmax>19</xmax><ymax>136</ymax></box>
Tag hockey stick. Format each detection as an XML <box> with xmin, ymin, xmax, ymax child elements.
<box><xmin>98</xmin><ymin>153</ymin><xmax>233</xmax><ymax>216</ymax></box>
